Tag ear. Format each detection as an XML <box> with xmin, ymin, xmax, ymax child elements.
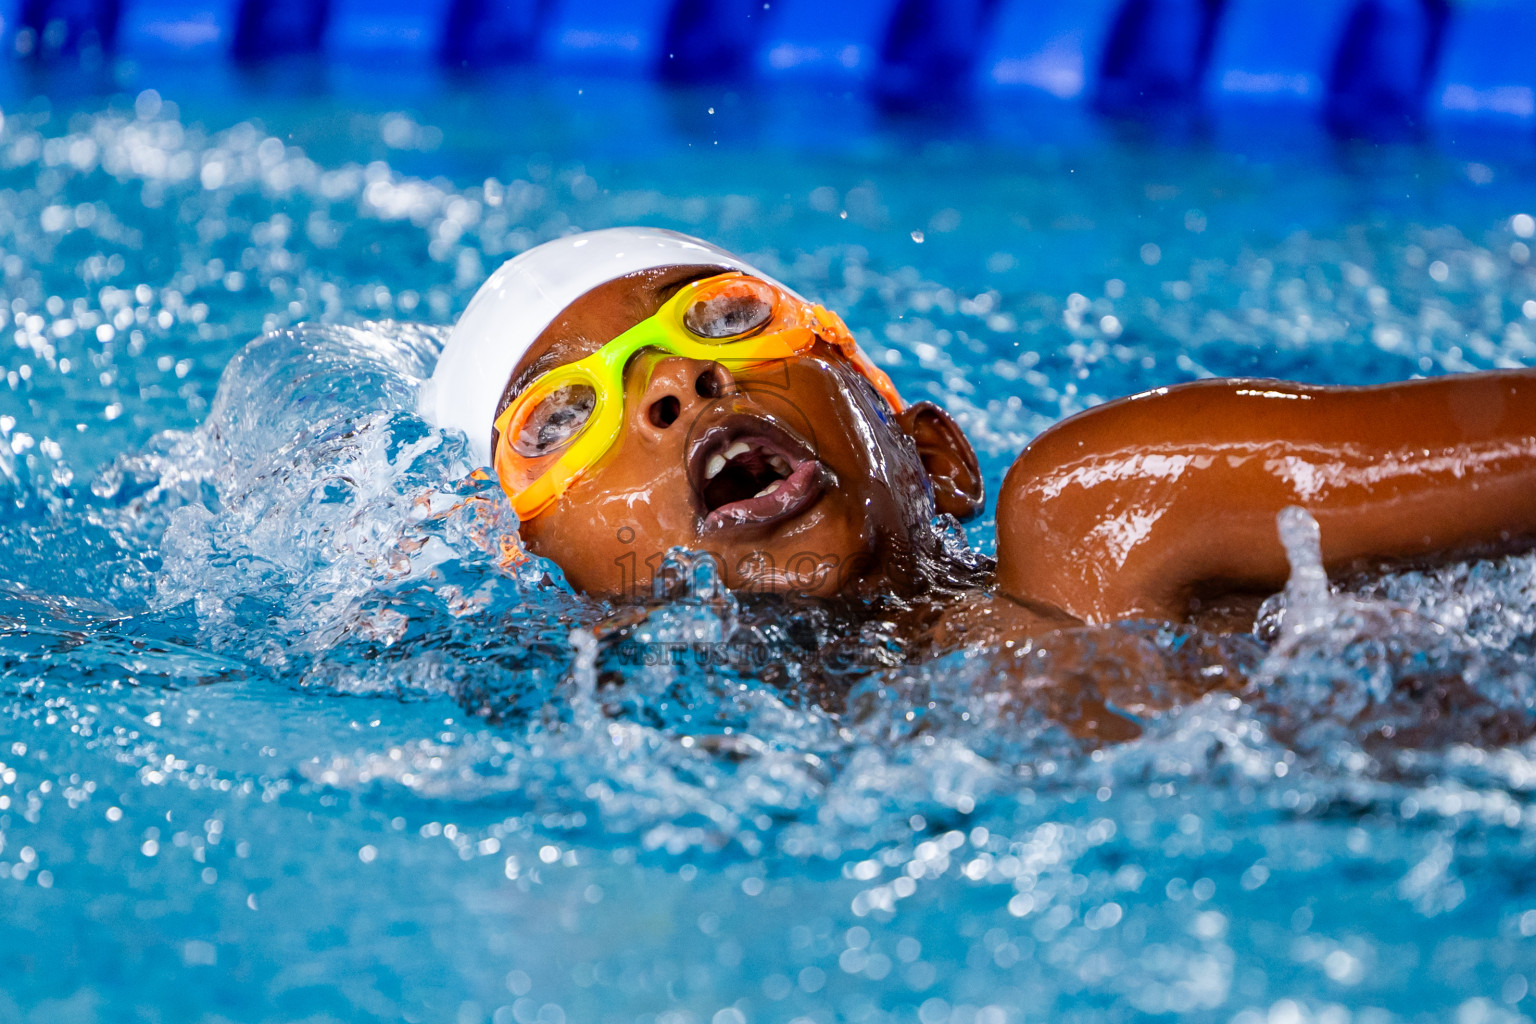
<box><xmin>895</xmin><ymin>401</ymin><xmax>984</xmax><ymax>521</ymax></box>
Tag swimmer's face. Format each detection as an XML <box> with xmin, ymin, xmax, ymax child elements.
<box><xmin>501</xmin><ymin>265</ymin><xmax>983</xmax><ymax>599</ymax></box>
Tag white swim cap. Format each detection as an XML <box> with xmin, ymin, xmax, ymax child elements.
<box><xmin>423</xmin><ymin>227</ymin><xmax>785</xmax><ymax>466</ymax></box>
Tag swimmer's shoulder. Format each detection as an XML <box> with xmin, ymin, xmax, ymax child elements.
<box><xmin>992</xmin><ymin>378</ymin><xmax>1274</xmax><ymax>622</ymax></box>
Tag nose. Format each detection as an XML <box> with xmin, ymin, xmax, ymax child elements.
<box><xmin>635</xmin><ymin>356</ymin><xmax>735</xmax><ymax>433</ymax></box>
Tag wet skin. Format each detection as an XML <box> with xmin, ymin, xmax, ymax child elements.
<box><xmin>497</xmin><ymin>266</ymin><xmax>1536</xmax><ymax>645</ymax></box>
<box><xmin>997</xmin><ymin>371</ymin><xmax>1536</xmax><ymax>625</ymax></box>
<box><xmin>504</xmin><ymin>265</ymin><xmax>985</xmax><ymax>600</ymax></box>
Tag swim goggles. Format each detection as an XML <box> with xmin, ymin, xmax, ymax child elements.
<box><xmin>492</xmin><ymin>271</ymin><xmax>904</xmax><ymax>521</ymax></box>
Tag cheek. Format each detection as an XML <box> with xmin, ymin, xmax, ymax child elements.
<box><xmin>583</xmin><ymin>436</ymin><xmax>696</xmax><ymax>521</ymax></box>
<box><xmin>521</xmin><ymin>491</ymin><xmax>683</xmax><ymax>598</ymax></box>
<box><xmin>521</xmin><ymin>434</ymin><xmax>702</xmax><ymax>580</ymax></box>
<box><xmin>810</xmin><ymin>394</ymin><xmax>926</xmax><ymax>514</ymax></box>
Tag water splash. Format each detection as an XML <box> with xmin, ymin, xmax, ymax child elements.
<box><xmin>6</xmin><ymin>87</ymin><xmax>1536</xmax><ymax>1023</ymax></box>
<box><xmin>1253</xmin><ymin>507</ymin><xmax>1535</xmax><ymax>757</ymax></box>
<box><xmin>1275</xmin><ymin>504</ymin><xmax>1332</xmax><ymax>632</ymax></box>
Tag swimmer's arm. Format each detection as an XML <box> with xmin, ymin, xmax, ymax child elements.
<box><xmin>994</xmin><ymin>369</ymin><xmax>1536</xmax><ymax>625</ymax></box>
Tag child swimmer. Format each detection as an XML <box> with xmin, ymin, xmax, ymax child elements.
<box><xmin>423</xmin><ymin>227</ymin><xmax>1536</xmax><ymax>662</ymax></box>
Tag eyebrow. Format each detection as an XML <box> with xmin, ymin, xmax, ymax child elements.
<box><xmin>511</xmin><ymin>349</ymin><xmax>567</xmax><ymax>393</ymax></box>
<box><xmin>655</xmin><ymin>266</ymin><xmax>723</xmax><ymax>302</ymax></box>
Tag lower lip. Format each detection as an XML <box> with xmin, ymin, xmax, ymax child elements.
<box><xmin>702</xmin><ymin>460</ymin><xmax>824</xmax><ymax>532</ymax></box>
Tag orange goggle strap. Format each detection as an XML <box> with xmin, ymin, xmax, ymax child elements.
<box><xmin>492</xmin><ymin>273</ymin><xmax>903</xmax><ymax>520</ymax></box>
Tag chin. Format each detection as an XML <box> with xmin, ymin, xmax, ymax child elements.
<box><xmin>724</xmin><ymin>534</ymin><xmax>888</xmax><ymax>599</ymax></box>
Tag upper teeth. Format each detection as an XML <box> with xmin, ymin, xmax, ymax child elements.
<box><xmin>703</xmin><ymin>442</ymin><xmax>796</xmax><ymax>482</ymax></box>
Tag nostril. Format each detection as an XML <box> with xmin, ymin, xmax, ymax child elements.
<box><xmin>695</xmin><ymin>366</ymin><xmax>724</xmax><ymax>399</ymax></box>
<box><xmin>648</xmin><ymin>394</ymin><xmax>681</xmax><ymax>428</ymax></box>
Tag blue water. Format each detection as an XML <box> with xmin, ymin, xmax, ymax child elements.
<box><xmin>6</xmin><ymin>64</ymin><xmax>1536</xmax><ymax>1023</ymax></box>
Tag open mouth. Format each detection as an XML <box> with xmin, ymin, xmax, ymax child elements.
<box><xmin>689</xmin><ymin>417</ymin><xmax>825</xmax><ymax>532</ymax></box>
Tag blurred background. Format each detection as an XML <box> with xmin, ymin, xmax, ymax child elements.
<box><xmin>0</xmin><ymin>0</ymin><xmax>1529</xmax><ymax>130</ymax></box>
<box><xmin>0</xmin><ymin>0</ymin><xmax>1524</xmax><ymax>129</ymax></box>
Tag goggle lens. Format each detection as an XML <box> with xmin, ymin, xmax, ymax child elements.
<box><xmin>682</xmin><ymin>277</ymin><xmax>778</xmax><ymax>340</ymax></box>
<box><xmin>510</xmin><ymin>381</ymin><xmax>596</xmax><ymax>458</ymax></box>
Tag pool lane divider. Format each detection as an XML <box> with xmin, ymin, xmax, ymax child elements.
<box><xmin>5</xmin><ymin>0</ymin><xmax>1535</xmax><ymax>133</ymax></box>
<box><xmin>1210</xmin><ymin>0</ymin><xmax>1448</xmax><ymax>132</ymax></box>
<box><xmin>1430</xmin><ymin>0</ymin><xmax>1536</xmax><ymax>125</ymax></box>
<box><xmin>541</xmin><ymin>0</ymin><xmax>679</xmax><ymax>74</ymax></box>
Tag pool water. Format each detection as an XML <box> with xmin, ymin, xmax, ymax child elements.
<box><xmin>5</xmin><ymin>63</ymin><xmax>1536</xmax><ymax>1024</ymax></box>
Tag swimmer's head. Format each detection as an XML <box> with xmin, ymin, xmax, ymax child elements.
<box><xmin>423</xmin><ymin>227</ymin><xmax>983</xmax><ymax>599</ymax></box>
